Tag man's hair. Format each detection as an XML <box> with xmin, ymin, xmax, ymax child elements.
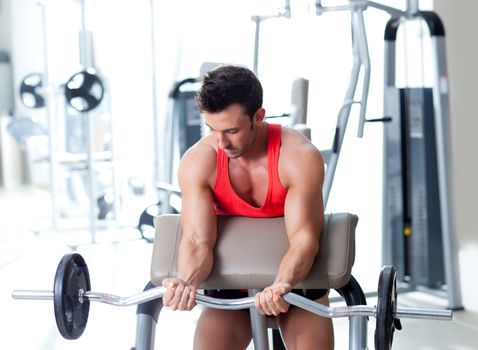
<box><xmin>197</xmin><ymin>65</ymin><xmax>263</xmax><ymax>120</ymax></box>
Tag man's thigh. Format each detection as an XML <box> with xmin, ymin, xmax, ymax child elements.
<box><xmin>194</xmin><ymin>307</ymin><xmax>252</xmax><ymax>350</ymax></box>
<box><xmin>277</xmin><ymin>294</ymin><xmax>334</xmax><ymax>350</ymax></box>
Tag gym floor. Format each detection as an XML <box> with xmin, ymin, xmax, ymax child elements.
<box><xmin>1</xmin><ymin>186</ymin><xmax>477</xmax><ymax>349</ymax></box>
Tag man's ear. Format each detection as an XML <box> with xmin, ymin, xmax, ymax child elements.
<box><xmin>253</xmin><ymin>108</ymin><xmax>266</xmax><ymax>125</ymax></box>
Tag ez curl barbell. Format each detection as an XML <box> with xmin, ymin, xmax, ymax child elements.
<box><xmin>12</xmin><ymin>253</ymin><xmax>452</xmax><ymax>349</ymax></box>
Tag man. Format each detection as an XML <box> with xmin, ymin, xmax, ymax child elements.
<box><xmin>162</xmin><ymin>65</ymin><xmax>333</xmax><ymax>349</ymax></box>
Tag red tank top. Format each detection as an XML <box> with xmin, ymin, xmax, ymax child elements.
<box><xmin>212</xmin><ymin>123</ymin><xmax>287</xmax><ymax>217</ymax></box>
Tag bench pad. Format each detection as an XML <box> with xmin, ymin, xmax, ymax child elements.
<box><xmin>150</xmin><ymin>213</ymin><xmax>358</xmax><ymax>290</ymax></box>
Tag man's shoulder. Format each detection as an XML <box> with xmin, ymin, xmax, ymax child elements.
<box><xmin>280</xmin><ymin>126</ymin><xmax>321</xmax><ymax>157</ymax></box>
<box><xmin>183</xmin><ymin>138</ymin><xmax>217</xmax><ymax>161</ymax></box>
<box><xmin>278</xmin><ymin>127</ymin><xmax>324</xmax><ymax>185</ymax></box>
<box><xmin>179</xmin><ymin>139</ymin><xmax>217</xmax><ymax>186</ymax></box>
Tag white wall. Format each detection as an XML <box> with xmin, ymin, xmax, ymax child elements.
<box><xmin>433</xmin><ymin>0</ymin><xmax>478</xmax><ymax>311</ymax></box>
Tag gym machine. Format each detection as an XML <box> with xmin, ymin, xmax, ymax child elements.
<box><xmin>381</xmin><ymin>7</ymin><xmax>463</xmax><ymax>310</ymax></box>
<box><xmin>9</xmin><ymin>0</ymin><xmax>120</xmax><ymax>243</ymax></box>
<box><xmin>137</xmin><ymin>74</ymin><xmax>202</xmax><ymax>242</ymax></box>
<box><xmin>313</xmin><ymin>0</ymin><xmax>462</xmax><ymax>310</ymax></box>
<box><xmin>251</xmin><ymin>0</ymin><xmax>291</xmax><ymax>77</ymax></box>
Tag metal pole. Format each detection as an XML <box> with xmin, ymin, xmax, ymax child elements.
<box><xmin>354</xmin><ymin>7</ymin><xmax>371</xmax><ymax>138</ymax></box>
<box><xmin>406</xmin><ymin>0</ymin><xmax>419</xmax><ymax>14</ymax></box>
<box><xmin>430</xmin><ymin>36</ymin><xmax>463</xmax><ymax>310</ymax></box>
<box><xmin>38</xmin><ymin>0</ymin><xmax>59</xmax><ymax>230</ymax></box>
<box><xmin>149</xmin><ymin>0</ymin><xmax>161</xmax><ymax>186</ymax></box>
<box><xmin>323</xmin><ymin>18</ymin><xmax>361</xmax><ymax>205</ymax></box>
<box><xmin>252</xmin><ymin>17</ymin><xmax>260</xmax><ymax>75</ymax></box>
<box><xmin>79</xmin><ymin>0</ymin><xmax>96</xmax><ymax>242</ymax></box>
<box><xmin>248</xmin><ymin>289</ymin><xmax>270</xmax><ymax>350</ymax></box>
<box><xmin>251</xmin><ymin>0</ymin><xmax>291</xmax><ymax>76</ymax></box>
<box><xmin>349</xmin><ymin>316</ymin><xmax>368</xmax><ymax>350</ymax></box>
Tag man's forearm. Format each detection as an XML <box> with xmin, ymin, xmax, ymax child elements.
<box><xmin>177</xmin><ymin>240</ymin><xmax>214</xmax><ymax>288</ymax></box>
<box><xmin>274</xmin><ymin>239</ymin><xmax>319</xmax><ymax>287</ymax></box>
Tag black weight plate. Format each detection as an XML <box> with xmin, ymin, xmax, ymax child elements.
<box><xmin>374</xmin><ymin>266</ymin><xmax>397</xmax><ymax>350</ymax></box>
<box><xmin>64</xmin><ymin>70</ymin><xmax>104</xmax><ymax>112</ymax></box>
<box><xmin>53</xmin><ymin>253</ymin><xmax>91</xmax><ymax>340</ymax></box>
<box><xmin>19</xmin><ymin>73</ymin><xmax>45</xmax><ymax>108</ymax></box>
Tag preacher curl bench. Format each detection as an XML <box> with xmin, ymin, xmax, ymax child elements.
<box><xmin>135</xmin><ymin>212</ymin><xmax>365</xmax><ymax>350</ymax></box>
<box><xmin>13</xmin><ymin>212</ymin><xmax>452</xmax><ymax>349</ymax></box>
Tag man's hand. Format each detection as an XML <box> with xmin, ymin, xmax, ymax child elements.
<box><xmin>162</xmin><ymin>278</ymin><xmax>197</xmax><ymax>311</ymax></box>
<box><xmin>254</xmin><ymin>282</ymin><xmax>292</xmax><ymax>316</ymax></box>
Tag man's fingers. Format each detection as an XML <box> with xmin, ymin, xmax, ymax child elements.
<box><xmin>254</xmin><ymin>293</ymin><xmax>265</xmax><ymax>315</ymax></box>
<box><xmin>266</xmin><ymin>289</ymin><xmax>283</xmax><ymax>316</ymax></box>
<box><xmin>186</xmin><ymin>288</ymin><xmax>197</xmax><ymax>310</ymax></box>
<box><xmin>178</xmin><ymin>286</ymin><xmax>196</xmax><ymax>311</ymax></box>
<box><xmin>272</xmin><ymin>292</ymin><xmax>289</xmax><ymax>313</ymax></box>
<box><xmin>177</xmin><ymin>286</ymin><xmax>189</xmax><ymax>310</ymax></box>
<box><xmin>260</xmin><ymin>290</ymin><xmax>275</xmax><ymax>315</ymax></box>
<box><xmin>169</xmin><ymin>283</ymin><xmax>185</xmax><ymax>310</ymax></box>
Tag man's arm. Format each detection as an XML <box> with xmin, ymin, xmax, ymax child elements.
<box><xmin>162</xmin><ymin>144</ymin><xmax>217</xmax><ymax>311</ymax></box>
<box><xmin>255</xmin><ymin>141</ymin><xmax>325</xmax><ymax>316</ymax></box>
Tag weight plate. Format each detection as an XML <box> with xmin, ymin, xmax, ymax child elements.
<box><xmin>374</xmin><ymin>265</ymin><xmax>397</xmax><ymax>350</ymax></box>
<box><xmin>19</xmin><ymin>73</ymin><xmax>45</xmax><ymax>109</ymax></box>
<box><xmin>53</xmin><ymin>253</ymin><xmax>91</xmax><ymax>340</ymax></box>
<box><xmin>64</xmin><ymin>70</ymin><xmax>104</xmax><ymax>112</ymax></box>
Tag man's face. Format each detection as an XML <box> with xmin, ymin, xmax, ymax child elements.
<box><xmin>204</xmin><ymin>104</ymin><xmax>257</xmax><ymax>159</ymax></box>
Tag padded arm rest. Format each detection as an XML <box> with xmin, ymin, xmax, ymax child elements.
<box><xmin>150</xmin><ymin>213</ymin><xmax>358</xmax><ymax>290</ymax></box>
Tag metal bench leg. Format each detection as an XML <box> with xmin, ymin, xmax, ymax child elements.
<box><xmin>349</xmin><ymin>315</ymin><xmax>368</xmax><ymax>350</ymax></box>
<box><xmin>249</xmin><ymin>289</ymin><xmax>270</xmax><ymax>350</ymax></box>
<box><xmin>133</xmin><ymin>282</ymin><xmax>163</xmax><ymax>350</ymax></box>
<box><xmin>336</xmin><ymin>276</ymin><xmax>368</xmax><ymax>349</ymax></box>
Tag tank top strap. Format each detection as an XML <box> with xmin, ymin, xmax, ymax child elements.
<box><xmin>214</xmin><ymin>147</ymin><xmax>226</xmax><ymax>190</ymax></box>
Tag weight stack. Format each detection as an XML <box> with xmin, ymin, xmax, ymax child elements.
<box><xmin>383</xmin><ymin>87</ymin><xmax>445</xmax><ymax>289</ymax></box>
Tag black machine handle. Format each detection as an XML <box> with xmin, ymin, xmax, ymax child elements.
<box><xmin>169</xmin><ymin>77</ymin><xmax>199</xmax><ymax>99</ymax></box>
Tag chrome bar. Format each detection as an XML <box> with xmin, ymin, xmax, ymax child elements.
<box><xmin>315</xmin><ymin>1</ymin><xmax>405</xmax><ymax>18</ymax></box>
<box><xmin>84</xmin><ymin>286</ymin><xmax>165</xmax><ymax>306</ymax></box>
<box><xmin>284</xmin><ymin>293</ymin><xmax>375</xmax><ymax>318</ymax></box>
<box><xmin>366</xmin><ymin>1</ymin><xmax>405</xmax><ymax>17</ymax></box>
<box><xmin>196</xmin><ymin>294</ymin><xmax>255</xmax><ymax>310</ymax></box>
<box><xmin>354</xmin><ymin>7</ymin><xmax>371</xmax><ymax>138</ymax></box>
<box><xmin>12</xmin><ymin>290</ymin><xmax>54</xmax><ymax>300</ymax></box>
<box><xmin>395</xmin><ymin>307</ymin><xmax>452</xmax><ymax>321</ymax></box>
<box><xmin>316</xmin><ymin>4</ymin><xmax>356</xmax><ymax>15</ymax></box>
<box><xmin>11</xmin><ymin>288</ymin><xmax>453</xmax><ymax>321</ymax></box>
